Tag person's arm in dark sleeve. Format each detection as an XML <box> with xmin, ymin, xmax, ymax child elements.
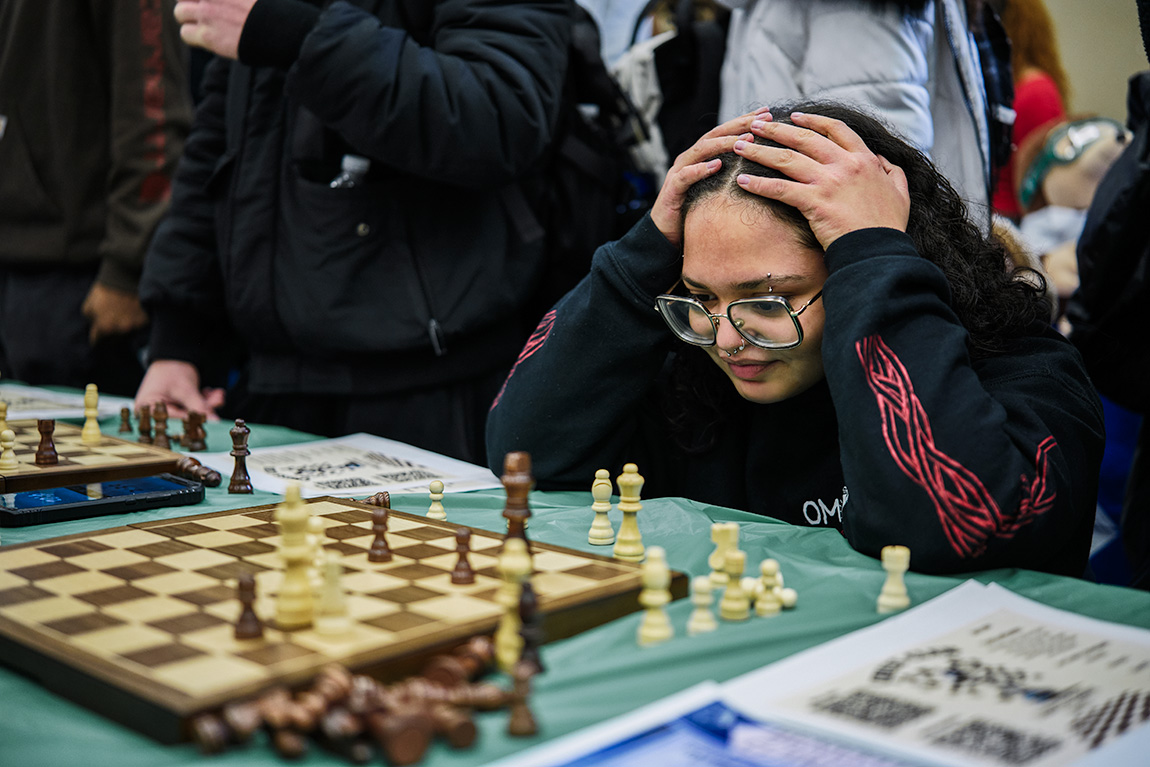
<box><xmin>822</xmin><ymin>228</ymin><xmax>1104</xmax><ymax>576</ymax></box>
<box><xmin>239</xmin><ymin>0</ymin><xmax>570</xmax><ymax>187</ymax></box>
<box><xmin>486</xmin><ymin>215</ymin><xmax>682</xmax><ymax>488</ymax></box>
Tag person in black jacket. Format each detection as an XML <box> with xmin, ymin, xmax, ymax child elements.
<box><xmin>487</xmin><ymin>101</ymin><xmax>1104</xmax><ymax>577</ymax></box>
<box><xmin>135</xmin><ymin>0</ymin><xmax>570</xmax><ymax>463</ymax></box>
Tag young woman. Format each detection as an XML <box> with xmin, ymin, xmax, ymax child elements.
<box><xmin>486</xmin><ymin>102</ymin><xmax>1103</xmax><ymax>577</ymax></box>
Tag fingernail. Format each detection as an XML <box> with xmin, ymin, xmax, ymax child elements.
<box><xmin>734</xmin><ymin>140</ymin><xmax>746</xmax><ymax>151</ymax></box>
<box><xmin>736</xmin><ymin>174</ymin><xmax>750</xmax><ymax>186</ymax></box>
<box><xmin>751</xmin><ymin>120</ymin><xmax>767</xmax><ymax>131</ymax></box>
<box><xmin>791</xmin><ymin>111</ymin><xmax>805</xmax><ymax>119</ymax></box>
<box><xmin>706</xmin><ymin>159</ymin><xmax>722</xmax><ymax>170</ymax></box>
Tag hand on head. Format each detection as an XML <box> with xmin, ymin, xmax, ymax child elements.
<box><xmin>734</xmin><ymin>112</ymin><xmax>910</xmax><ymax>250</ymax></box>
<box><xmin>651</xmin><ymin>108</ymin><xmax>773</xmax><ymax>247</ymax></box>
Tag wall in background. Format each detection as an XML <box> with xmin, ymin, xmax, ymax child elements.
<box><xmin>1044</xmin><ymin>0</ymin><xmax>1146</xmax><ymax>120</ymax></box>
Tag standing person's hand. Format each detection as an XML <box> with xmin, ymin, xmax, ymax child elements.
<box><xmin>135</xmin><ymin>360</ymin><xmax>225</xmax><ymax>421</ymax></box>
<box><xmin>81</xmin><ymin>283</ymin><xmax>149</xmax><ymax>344</ymax></box>
<box><xmin>734</xmin><ymin>112</ymin><xmax>910</xmax><ymax>250</ymax></box>
<box><xmin>650</xmin><ymin>108</ymin><xmax>773</xmax><ymax>248</ymax></box>
<box><xmin>173</xmin><ymin>0</ymin><xmax>257</xmax><ymax>60</ymax></box>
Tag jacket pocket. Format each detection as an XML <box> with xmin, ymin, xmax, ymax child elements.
<box><xmin>273</xmin><ymin>168</ymin><xmax>431</xmax><ymax>354</ymax></box>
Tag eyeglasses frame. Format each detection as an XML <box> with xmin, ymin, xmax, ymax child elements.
<box><xmin>654</xmin><ymin>289</ymin><xmax>824</xmax><ymax>350</ymax></box>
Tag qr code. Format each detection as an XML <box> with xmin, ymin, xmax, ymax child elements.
<box><xmin>929</xmin><ymin>719</ymin><xmax>1061</xmax><ymax>765</ymax></box>
<box><xmin>314</xmin><ymin>476</ymin><xmax>374</xmax><ymax>490</ymax></box>
<box><xmin>811</xmin><ymin>690</ymin><xmax>934</xmax><ymax>729</ymax></box>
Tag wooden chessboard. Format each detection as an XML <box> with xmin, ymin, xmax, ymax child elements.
<box><xmin>0</xmin><ymin>497</ymin><xmax>688</xmax><ymax>743</ymax></box>
<box><xmin>0</xmin><ymin>420</ymin><xmax>183</xmax><ymax>494</ymax></box>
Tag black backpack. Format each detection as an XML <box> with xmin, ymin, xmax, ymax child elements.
<box><xmin>519</xmin><ymin>4</ymin><xmax>656</xmax><ymax>323</ymax></box>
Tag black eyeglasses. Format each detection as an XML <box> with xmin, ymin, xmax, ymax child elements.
<box><xmin>654</xmin><ymin>290</ymin><xmax>823</xmax><ymax>350</ymax></box>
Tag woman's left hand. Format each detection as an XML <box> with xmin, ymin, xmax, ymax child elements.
<box><xmin>735</xmin><ymin>112</ymin><xmax>910</xmax><ymax>250</ymax></box>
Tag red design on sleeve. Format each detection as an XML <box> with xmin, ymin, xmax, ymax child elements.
<box><xmin>856</xmin><ymin>335</ymin><xmax>1056</xmax><ymax>559</ymax></box>
<box><xmin>490</xmin><ymin>309</ymin><xmax>557</xmax><ymax>410</ymax></box>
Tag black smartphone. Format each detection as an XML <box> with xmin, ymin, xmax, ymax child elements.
<box><xmin>0</xmin><ymin>473</ymin><xmax>205</xmax><ymax>527</ymax></box>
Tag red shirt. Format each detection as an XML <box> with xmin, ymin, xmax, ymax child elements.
<box><xmin>993</xmin><ymin>70</ymin><xmax>1066</xmax><ymax>219</ymax></box>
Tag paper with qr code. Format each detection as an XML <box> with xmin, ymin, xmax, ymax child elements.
<box><xmin>721</xmin><ymin>582</ymin><xmax>1150</xmax><ymax>767</ymax></box>
<box><xmin>195</xmin><ymin>432</ymin><xmax>501</xmax><ymax>497</ymax></box>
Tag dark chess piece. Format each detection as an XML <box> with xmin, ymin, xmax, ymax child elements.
<box><xmin>506</xmin><ymin>660</ymin><xmax>538</xmax><ymax>737</ymax></box>
<box><xmin>175</xmin><ymin>455</ymin><xmax>222</xmax><ymax>487</ymax></box>
<box><xmin>361</xmin><ymin>491</ymin><xmax>391</xmax><ymax>508</ymax></box>
<box><xmin>501</xmin><ymin>451</ymin><xmax>533</xmax><ymax>547</ymax></box>
<box><xmin>35</xmin><ymin>419</ymin><xmax>58</xmax><ymax>465</ymax></box>
<box><xmin>137</xmin><ymin>403</ymin><xmax>153</xmax><ymax>444</ymax></box>
<box><xmin>119</xmin><ymin>406</ymin><xmax>132</xmax><ymax>433</ymax></box>
<box><xmin>368</xmin><ymin>507</ymin><xmax>392</xmax><ymax>563</ymax></box>
<box><xmin>228</xmin><ymin>419</ymin><xmax>253</xmax><ymax>494</ymax></box>
<box><xmin>234</xmin><ymin>571</ymin><xmax>263</xmax><ymax>640</ymax></box>
<box><xmin>451</xmin><ymin>528</ymin><xmax>475</xmax><ymax>584</ymax></box>
<box><xmin>517</xmin><ymin>580</ymin><xmax>544</xmax><ymax>676</ymax></box>
<box><xmin>153</xmin><ymin>402</ymin><xmax>171</xmax><ymax>449</ymax></box>
<box><xmin>184</xmin><ymin>411</ymin><xmax>207</xmax><ymax>451</ymax></box>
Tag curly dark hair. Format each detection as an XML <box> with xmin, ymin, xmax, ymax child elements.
<box><xmin>662</xmin><ymin>100</ymin><xmax>1052</xmax><ymax>453</ymax></box>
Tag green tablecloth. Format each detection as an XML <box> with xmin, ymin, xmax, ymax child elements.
<box><xmin>1</xmin><ymin>416</ymin><xmax>1148</xmax><ymax>765</ymax></box>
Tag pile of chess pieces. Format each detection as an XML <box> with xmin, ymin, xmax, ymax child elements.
<box><xmin>190</xmin><ymin>636</ymin><xmax>538</xmax><ymax>764</ymax></box>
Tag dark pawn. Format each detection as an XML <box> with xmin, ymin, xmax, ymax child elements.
<box><xmin>184</xmin><ymin>411</ymin><xmax>207</xmax><ymax>451</ymax></box>
<box><xmin>501</xmin><ymin>451</ymin><xmax>533</xmax><ymax>548</ymax></box>
<box><xmin>517</xmin><ymin>580</ymin><xmax>544</xmax><ymax>676</ymax></box>
<box><xmin>368</xmin><ymin>506</ymin><xmax>392</xmax><ymax>562</ymax></box>
<box><xmin>506</xmin><ymin>660</ymin><xmax>538</xmax><ymax>737</ymax></box>
<box><xmin>35</xmin><ymin>419</ymin><xmax>58</xmax><ymax>465</ymax></box>
<box><xmin>361</xmin><ymin>491</ymin><xmax>391</xmax><ymax>508</ymax></box>
<box><xmin>451</xmin><ymin>528</ymin><xmax>475</xmax><ymax>584</ymax></box>
<box><xmin>228</xmin><ymin>419</ymin><xmax>253</xmax><ymax>494</ymax></box>
<box><xmin>119</xmin><ymin>406</ymin><xmax>132</xmax><ymax>433</ymax></box>
<box><xmin>153</xmin><ymin>402</ymin><xmax>171</xmax><ymax>449</ymax></box>
<box><xmin>137</xmin><ymin>403</ymin><xmax>153</xmax><ymax>444</ymax></box>
<box><xmin>234</xmin><ymin>571</ymin><xmax>263</xmax><ymax>640</ymax></box>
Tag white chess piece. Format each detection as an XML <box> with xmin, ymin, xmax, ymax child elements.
<box><xmin>427</xmin><ymin>479</ymin><xmax>446</xmax><ymax>519</ymax></box>
<box><xmin>718</xmin><ymin>549</ymin><xmax>750</xmax><ymax>621</ymax></box>
<box><xmin>754</xmin><ymin>559</ymin><xmax>782</xmax><ymax>617</ymax></box>
<box><xmin>637</xmin><ymin>546</ymin><xmax>673</xmax><ymax>645</ymax></box>
<box><xmin>0</xmin><ymin>429</ymin><xmax>18</xmax><ymax>471</ymax></box>
<box><xmin>708</xmin><ymin>522</ymin><xmax>739</xmax><ymax>590</ymax></box>
<box><xmin>587</xmin><ymin>468</ymin><xmax>615</xmax><ymax>545</ymax></box>
<box><xmin>686</xmin><ymin>575</ymin><xmax>718</xmax><ymax>636</ymax></box>
<box><xmin>315</xmin><ymin>552</ymin><xmax>352</xmax><ymax>636</ymax></box>
<box><xmin>877</xmin><ymin>545</ymin><xmax>911</xmax><ymax>613</ymax></box>
<box><xmin>612</xmin><ymin>464</ymin><xmax>644</xmax><ymax>562</ymax></box>
<box><xmin>81</xmin><ymin>383</ymin><xmax>101</xmax><ymax>445</ymax></box>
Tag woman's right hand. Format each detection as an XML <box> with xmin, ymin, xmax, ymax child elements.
<box><xmin>650</xmin><ymin>108</ymin><xmax>773</xmax><ymax>248</ymax></box>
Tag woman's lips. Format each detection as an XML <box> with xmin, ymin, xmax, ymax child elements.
<box><xmin>726</xmin><ymin>359</ymin><xmax>775</xmax><ymax>380</ymax></box>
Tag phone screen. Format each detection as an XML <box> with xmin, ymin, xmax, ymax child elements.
<box><xmin>1</xmin><ymin>475</ymin><xmax>192</xmax><ymax>509</ymax></box>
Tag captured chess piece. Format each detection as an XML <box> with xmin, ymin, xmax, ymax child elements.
<box><xmin>718</xmin><ymin>549</ymin><xmax>750</xmax><ymax>621</ymax></box>
<box><xmin>517</xmin><ymin>580</ymin><xmax>544</xmax><ymax>675</ymax></box>
<box><xmin>506</xmin><ymin>660</ymin><xmax>538</xmax><ymax>737</ymax></box>
<box><xmin>228</xmin><ymin>419</ymin><xmax>253</xmax><ymax>494</ymax></box>
<box><xmin>612</xmin><ymin>463</ymin><xmax>644</xmax><ymax>562</ymax></box>
<box><xmin>708</xmin><ymin>522</ymin><xmax>739</xmax><ymax>590</ymax></box>
<box><xmin>587</xmin><ymin>468</ymin><xmax>615</xmax><ymax>546</ymax></box>
<box><xmin>686</xmin><ymin>575</ymin><xmax>718</xmax><ymax>636</ymax></box>
<box><xmin>451</xmin><ymin>528</ymin><xmax>475</xmax><ymax>584</ymax></box>
<box><xmin>234</xmin><ymin>571</ymin><xmax>264</xmax><ymax>640</ymax></box>
<box><xmin>753</xmin><ymin>559</ymin><xmax>783</xmax><ymax>617</ymax></box>
<box><xmin>877</xmin><ymin>545</ymin><xmax>911</xmax><ymax>614</ymax></box>
<box><xmin>637</xmin><ymin>546</ymin><xmax>673</xmax><ymax>646</ymax></box>
<box><xmin>362</xmin><ymin>491</ymin><xmax>391</xmax><ymax>508</ymax></box>
<box><xmin>152</xmin><ymin>401</ymin><xmax>171</xmax><ymax>449</ymax></box>
<box><xmin>119</xmin><ymin>406</ymin><xmax>132</xmax><ymax>434</ymax></box>
<box><xmin>368</xmin><ymin>506</ymin><xmax>392</xmax><ymax>563</ymax></box>
<box><xmin>81</xmin><ymin>383</ymin><xmax>101</xmax><ymax>445</ymax></box>
<box><xmin>0</xmin><ymin>429</ymin><xmax>18</xmax><ymax>472</ymax></box>
<box><xmin>137</xmin><ymin>403</ymin><xmax>153</xmax><ymax>444</ymax></box>
<box><xmin>175</xmin><ymin>455</ymin><xmax>222</xmax><ymax>487</ymax></box>
<box><xmin>35</xmin><ymin>419</ymin><xmax>58</xmax><ymax>465</ymax></box>
<box><xmin>427</xmin><ymin>480</ymin><xmax>446</xmax><ymax>520</ymax></box>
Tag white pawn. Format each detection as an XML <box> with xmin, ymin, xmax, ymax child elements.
<box><xmin>708</xmin><ymin>522</ymin><xmax>739</xmax><ymax>590</ymax></box>
<box><xmin>0</xmin><ymin>401</ymin><xmax>8</xmax><ymax>436</ymax></box>
<box><xmin>0</xmin><ymin>429</ymin><xmax>18</xmax><ymax>471</ymax></box>
<box><xmin>718</xmin><ymin>549</ymin><xmax>750</xmax><ymax>621</ymax></box>
<box><xmin>637</xmin><ymin>546</ymin><xmax>673</xmax><ymax>646</ymax></box>
<box><xmin>686</xmin><ymin>575</ymin><xmax>718</xmax><ymax>636</ymax></box>
<box><xmin>587</xmin><ymin>468</ymin><xmax>615</xmax><ymax>545</ymax></box>
<box><xmin>877</xmin><ymin>545</ymin><xmax>911</xmax><ymax>613</ymax></box>
<box><xmin>754</xmin><ymin>559</ymin><xmax>783</xmax><ymax>617</ymax></box>
<box><xmin>315</xmin><ymin>551</ymin><xmax>352</xmax><ymax>636</ymax></box>
<box><xmin>427</xmin><ymin>479</ymin><xmax>446</xmax><ymax>519</ymax></box>
<box><xmin>81</xmin><ymin>383</ymin><xmax>101</xmax><ymax>445</ymax></box>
